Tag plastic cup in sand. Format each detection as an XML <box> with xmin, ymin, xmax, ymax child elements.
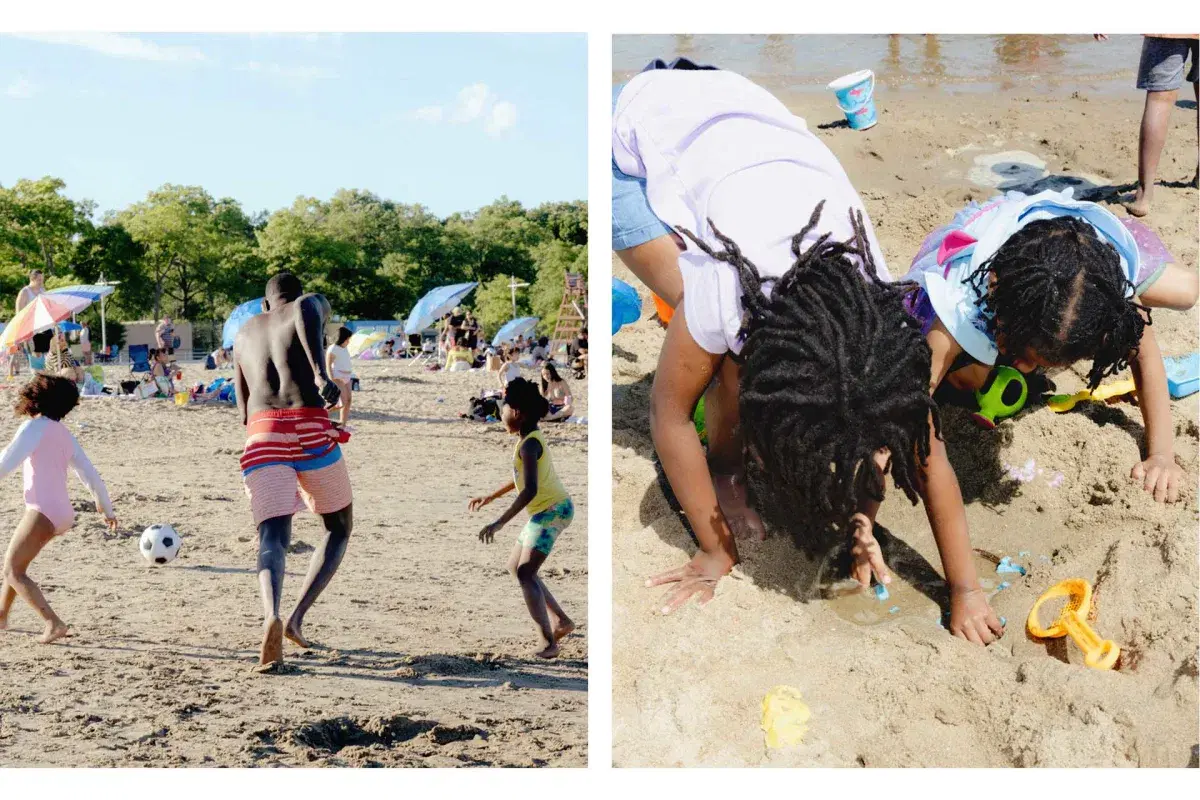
<box><xmin>827</xmin><ymin>69</ymin><xmax>878</xmax><ymax>131</ymax></box>
<box><xmin>174</xmin><ymin>391</ymin><xmax>189</xmax><ymax>407</ymax></box>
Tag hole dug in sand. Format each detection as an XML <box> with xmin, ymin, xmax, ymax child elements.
<box><xmin>257</xmin><ymin>714</ymin><xmax>488</xmax><ymax>757</ymax></box>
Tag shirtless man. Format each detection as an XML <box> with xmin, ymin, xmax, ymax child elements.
<box><xmin>233</xmin><ymin>273</ymin><xmax>352</xmax><ymax>667</ymax></box>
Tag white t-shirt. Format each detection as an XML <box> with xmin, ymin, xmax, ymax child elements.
<box><xmin>612</xmin><ymin>69</ymin><xmax>888</xmax><ymax>355</ymax></box>
<box><xmin>327</xmin><ymin>344</ymin><xmax>353</xmax><ymax>378</ymax></box>
<box><xmin>500</xmin><ymin>362</ymin><xmax>522</xmax><ymax>385</ymax></box>
<box><xmin>79</xmin><ymin>327</ymin><xmax>90</xmax><ymax>349</ymax></box>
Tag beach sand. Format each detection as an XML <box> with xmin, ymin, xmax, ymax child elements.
<box><xmin>612</xmin><ymin>85</ymin><xmax>1199</xmax><ymax>767</ymax></box>
<box><xmin>0</xmin><ymin>357</ymin><xmax>587</xmax><ymax>767</ymax></box>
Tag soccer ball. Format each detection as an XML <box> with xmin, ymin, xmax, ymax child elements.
<box><xmin>140</xmin><ymin>524</ymin><xmax>182</xmax><ymax>565</ymax></box>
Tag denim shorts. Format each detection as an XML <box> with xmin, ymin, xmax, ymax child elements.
<box><xmin>611</xmin><ymin>81</ymin><xmax>672</xmax><ymax>251</ymax></box>
<box><xmin>1137</xmin><ymin>36</ymin><xmax>1198</xmax><ymax>91</ymax></box>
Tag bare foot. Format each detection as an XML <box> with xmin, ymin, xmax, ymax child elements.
<box><xmin>260</xmin><ymin>617</ymin><xmax>284</xmax><ymax>666</ymax></box>
<box><xmin>0</xmin><ymin>616</ymin><xmax>8</xmax><ymax>631</ymax></box>
<box><xmin>284</xmin><ymin>618</ymin><xmax>312</xmax><ymax>649</ymax></box>
<box><xmin>1125</xmin><ymin>192</ymin><xmax>1151</xmax><ymax>217</ymax></box>
<box><xmin>712</xmin><ymin>473</ymin><xmax>766</xmax><ymax>541</ymax></box>
<box><xmin>535</xmin><ymin>642</ymin><xmax>560</xmax><ymax>659</ymax></box>
<box><xmin>552</xmin><ymin>621</ymin><xmax>576</xmax><ymax>642</ymax></box>
<box><xmin>39</xmin><ymin>620</ymin><xmax>69</xmax><ymax>644</ymax></box>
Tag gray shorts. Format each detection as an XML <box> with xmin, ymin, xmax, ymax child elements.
<box><xmin>1137</xmin><ymin>36</ymin><xmax>1199</xmax><ymax>91</ymax></box>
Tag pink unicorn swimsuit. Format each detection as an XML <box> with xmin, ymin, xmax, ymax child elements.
<box><xmin>0</xmin><ymin>416</ymin><xmax>114</xmax><ymax>534</ymax></box>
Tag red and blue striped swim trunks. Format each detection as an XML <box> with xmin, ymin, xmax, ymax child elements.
<box><xmin>240</xmin><ymin>407</ymin><xmax>352</xmax><ymax>525</ymax></box>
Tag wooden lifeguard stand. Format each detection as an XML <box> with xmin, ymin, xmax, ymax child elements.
<box><xmin>550</xmin><ymin>272</ymin><xmax>587</xmax><ymax>358</ymax></box>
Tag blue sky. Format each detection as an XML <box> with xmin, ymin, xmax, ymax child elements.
<box><xmin>0</xmin><ymin>33</ymin><xmax>586</xmax><ymax>218</ymax></box>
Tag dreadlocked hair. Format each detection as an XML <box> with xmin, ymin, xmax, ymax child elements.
<box><xmin>966</xmin><ymin>216</ymin><xmax>1150</xmax><ymax>390</ymax></box>
<box><xmin>677</xmin><ymin>201</ymin><xmax>939</xmax><ymax>555</ymax></box>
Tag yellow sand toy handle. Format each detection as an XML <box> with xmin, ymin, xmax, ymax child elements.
<box><xmin>1027</xmin><ymin>578</ymin><xmax>1120</xmax><ymax>670</ymax></box>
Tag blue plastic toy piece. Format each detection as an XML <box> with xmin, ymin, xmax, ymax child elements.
<box><xmin>873</xmin><ymin>584</ymin><xmax>890</xmax><ymax>602</ymax></box>
<box><xmin>999</xmin><ymin>617</ymin><xmax>1007</xmax><ymax>627</ymax></box>
<box><xmin>1018</xmin><ymin>550</ymin><xmax>1031</xmax><ymax>557</ymax></box>
<box><xmin>888</xmin><ymin>606</ymin><xmax>900</xmax><ymax>614</ymax></box>
<box><xmin>612</xmin><ymin>278</ymin><xmax>642</xmax><ymax>336</ymax></box>
<box><xmin>997</xmin><ymin>581</ymin><xmax>1012</xmax><ymax>591</ymax></box>
<box><xmin>996</xmin><ymin>556</ymin><xmax>1026</xmax><ymax>576</ymax></box>
<box><xmin>1164</xmin><ymin>353</ymin><xmax>1199</xmax><ymax>399</ymax></box>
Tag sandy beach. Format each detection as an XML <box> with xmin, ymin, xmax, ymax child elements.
<box><xmin>0</xmin><ymin>358</ymin><xmax>587</xmax><ymax>767</ymax></box>
<box><xmin>612</xmin><ymin>80</ymin><xmax>1198</xmax><ymax>767</ymax></box>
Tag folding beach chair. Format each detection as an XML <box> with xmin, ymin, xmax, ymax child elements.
<box><xmin>128</xmin><ymin>344</ymin><xmax>152</xmax><ymax>374</ymax></box>
<box><xmin>413</xmin><ymin>330</ymin><xmax>438</xmax><ymax>364</ymax></box>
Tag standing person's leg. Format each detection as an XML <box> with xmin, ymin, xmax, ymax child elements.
<box><xmin>284</xmin><ymin>504</ymin><xmax>352</xmax><ymax>648</ymax></box>
<box><xmin>0</xmin><ymin>510</ymin><xmax>68</xmax><ymax>643</ymax></box>
<box><xmin>337</xmin><ymin>379</ymin><xmax>351</xmax><ymax>425</ymax></box>
<box><xmin>510</xmin><ymin>545</ymin><xmax>556</xmax><ymax>657</ymax></box>
<box><xmin>1130</xmin><ymin>37</ymin><xmax>1190</xmax><ymax>216</ymax></box>
<box><xmin>257</xmin><ymin>514</ymin><xmax>292</xmax><ymax>665</ymax></box>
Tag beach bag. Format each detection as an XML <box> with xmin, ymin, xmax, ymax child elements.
<box><xmin>205</xmin><ymin>354</ymin><xmax>216</xmax><ymax>370</ymax></box>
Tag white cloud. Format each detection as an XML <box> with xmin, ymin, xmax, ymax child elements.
<box><xmin>451</xmin><ymin>82</ymin><xmax>492</xmax><ymax>123</ymax></box>
<box><xmin>485</xmin><ymin>101</ymin><xmax>518</xmax><ymax>136</ymax></box>
<box><xmin>237</xmin><ymin>61</ymin><xmax>336</xmax><ymax>80</ymax></box>
<box><xmin>411</xmin><ymin>105</ymin><xmax>444</xmax><ymax>122</ymax></box>
<box><xmin>3</xmin><ymin>77</ymin><xmax>37</xmax><ymax>99</ymax></box>
<box><xmin>409</xmin><ymin>82</ymin><xmax>517</xmax><ymax>136</ymax></box>
<box><xmin>8</xmin><ymin>32</ymin><xmax>205</xmax><ymax>62</ymax></box>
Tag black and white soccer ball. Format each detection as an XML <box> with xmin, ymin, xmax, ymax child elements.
<box><xmin>140</xmin><ymin>524</ymin><xmax>182</xmax><ymax>565</ymax></box>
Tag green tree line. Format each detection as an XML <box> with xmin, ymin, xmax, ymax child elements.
<box><xmin>1</xmin><ymin>177</ymin><xmax>587</xmax><ymax>349</ymax></box>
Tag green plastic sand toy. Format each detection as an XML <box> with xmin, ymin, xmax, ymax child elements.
<box><xmin>972</xmin><ymin>366</ymin><xmax>1028</xmax><ymax>429</ymax></box>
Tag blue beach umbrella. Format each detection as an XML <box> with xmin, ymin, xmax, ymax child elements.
<box><xmin>491</xmin><ymin>316</ymin><xmax>539</xmax><ymax>347</ymax></box>
<box><xmin>403</xmin><ymin>282</ymin><xmax>477</xmax><ymax>336</ymax></box>
<box><xmin>222</xmin><ymin>298</ymin><xmax>264</xmax><ymax>349</ymax></box>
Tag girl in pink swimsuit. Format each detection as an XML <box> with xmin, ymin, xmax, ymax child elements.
<box><xmin>0</xmin><ymin>374</ymin><xmax>117</xmax><ymax>644</ymax></box>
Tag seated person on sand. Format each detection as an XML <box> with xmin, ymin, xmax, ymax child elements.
<box><xmin>571</xmin><ymin>326</ymin><xmax>588</xmax><ymax>376</ymax></box>
<box><xmin>540</xmin><ymin>364</ymin><xmax>574</xmax><ymax>422</ymax></box>
<box><xmin>148</xmin><ymin>348</ymin><xmax>175</xmax><ymax>396</ymax></box>
<box><xmin>498</xmin><ymin>349</ymin><xmax>522</xmax><ymax>389</ymax></box>
<box><xmin>528</xmin><ymin>336</ymin><xmax>551</xmax><ymax>366</ymax></box>
<box><xmin>46</xmin><ymin>332</ymin><xmax>85</xmax><ymax>385</ymax></box>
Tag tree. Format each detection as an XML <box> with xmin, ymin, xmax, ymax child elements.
<box><xmin>70</xmin><ymin>222</ymin><xmax>152</xmax><ymax>319</ymax></box>
<box><xmin>0</xmin><ymin>177</ymin><xmax>90</xmax><ymax>276</ymax></box>
<box><xmin>473</xmin><ymin>273</ymin><xmax>533</xmax><ymax>336</ymax></box>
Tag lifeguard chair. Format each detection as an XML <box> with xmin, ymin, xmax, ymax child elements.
<box><xmin>550</xmin><ymin>272</ymin><xmax>587</xmax><ymax>360</ymax></box>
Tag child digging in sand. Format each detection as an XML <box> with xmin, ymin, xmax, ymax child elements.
<box><xmin>469</xmin><ymin>378</ymin><xmax>575</xmax><ymax>658</ymax></box>
<box><xmin>614</xmin><ymin>62</ymin><xmax>1004</xmax><ymax>644</ymax></box>
<box><xmin>903</xmin><ymin>189</ymin><xmax>1199</xmax><ymax>506</ymax></box>
<box><xmin>0</xmin><ymin>375</ymin><xmax>117</xmax><ymax>643</ymax></box>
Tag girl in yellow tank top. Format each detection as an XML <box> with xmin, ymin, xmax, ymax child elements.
<box><xmin>468</xmin><ymin>378</ymin><xmax>575</xmax><ymax>659</ymax></box>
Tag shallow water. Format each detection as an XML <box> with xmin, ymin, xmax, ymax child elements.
<box><xmin>614</xmin><ymin>34</ymin><xmax>1144</xmax><ymax>95</ymax></box>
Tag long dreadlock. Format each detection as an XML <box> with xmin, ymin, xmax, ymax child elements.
<box><xmin>677</xmin><ymin>201</ymin><xmax>939</xmax><ymax>555</ymax></box>
<box><xmin>966</xmin><ymin>216</ymin><xmax>1150</xmax><ymax>390</ymax></box>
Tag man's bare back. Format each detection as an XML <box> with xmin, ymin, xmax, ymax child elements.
<box><xmin>234</xmin><ymin>292</ymin><xmax>336</xmax><ymax>425</ymax></box>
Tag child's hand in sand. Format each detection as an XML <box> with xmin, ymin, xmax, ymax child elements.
<box><xmin>849</xmin><ymin>513</ymin><xmax>891</xmax><ymax>588</ymax></box>
<box><xmin>468</xmin><ymin>495</ymin><xmax>492</xmax><ymax>512</ymax></box>
<box><xmin>478</xmin><ymin>521</ymin><xmax>501</xmax><ymax>544</ymax></box>
<box><xmin>712</xmin><ymin>473</ymin><xmax>765</xmax><ymax>541</ymax></box>
<box><xmin>646</xmin><ymin>549</ymin><xmax>736</xmax><ymax>614</ymax></box>
<box><xmin>949</xmin><ymin>586</ymin><xmax>1005</xmax><ymax>645</ymax></box>
<box><xmin>1131</xmin><ymin>454</ymin><xmax>1183</xmax><ymax>503</ymax></box>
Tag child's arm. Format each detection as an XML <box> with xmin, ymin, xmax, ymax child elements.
<box><xmin>1128</xmin><ymin>325</ymin><xmax>1183</xmax><ymax>502</ymax></box>
<box><xmin>469</xmin><ymin>481</ymin><xmax>516</xmax><ymax>511</ymax></box>
<box><xmin>0</xmin><ymin>420</ymin><xmax>38</xmax><ymax>480</ymax></box>
<box><xmin>920</xmin><ymin>321</ymin><xmax>1004</xmax><ymax>644</ymax></box>
<box><xmin>1138</xmin><ymin>263</ymin><xmax>1199</xmax><ymax>311</ymax></box>
<box><xmin>646</xmin><ymin>304</ymin><xmax>736</xmax><ymax>613</ymax></box>
<box><xmin>69</xmin><ymin>438</ymin><xmax>117</xmax><ymax>527</ymax></box>
<box><xmin>478</xmin><ymin>441</ymin><xmax>541</xmax><ymax>543</ymax></box>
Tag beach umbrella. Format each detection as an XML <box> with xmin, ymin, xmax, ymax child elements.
<box><xmin>222</xmin><ymin>298</ymin><xmax>264</xmax><ymax>349</ymax></box>
<box><xmin>491</xmin><ymin>316</ymin><xmax>539</xmax><ymax>347</ymax></box>
<box><xmin>403</xmin><ymin>282</ymin><xmax>477</xmax><ymax>335</ymax></box>
<box><xmin>347</xmin><ymin>331</ymin><xmax>387</xmax><ymax>357</ymax></box>
<box><xmin>58</xmin><ymin>321</ymin><xmax>82</xmax><ymax>332</ymax></box>
<box><xmin>0</xmin><ymin>290</ymin><xmax>101</xmax><ymax>350</ymax></box>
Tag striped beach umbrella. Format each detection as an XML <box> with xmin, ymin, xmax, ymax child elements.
<box><xmin>0</xmin><ymin>290</ymin><xmax>101</xmax><ymax>350</ymax></box>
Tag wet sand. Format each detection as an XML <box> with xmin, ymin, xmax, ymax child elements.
<box><xmin>612</xmin><ymin>81</ymin><xmax>1198</xmax><ymax>767</ymax></box>
<box><xmin>0</xmin><ymin>358</ymin><xmax>587</xmax><ymax>767</ymax></box>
